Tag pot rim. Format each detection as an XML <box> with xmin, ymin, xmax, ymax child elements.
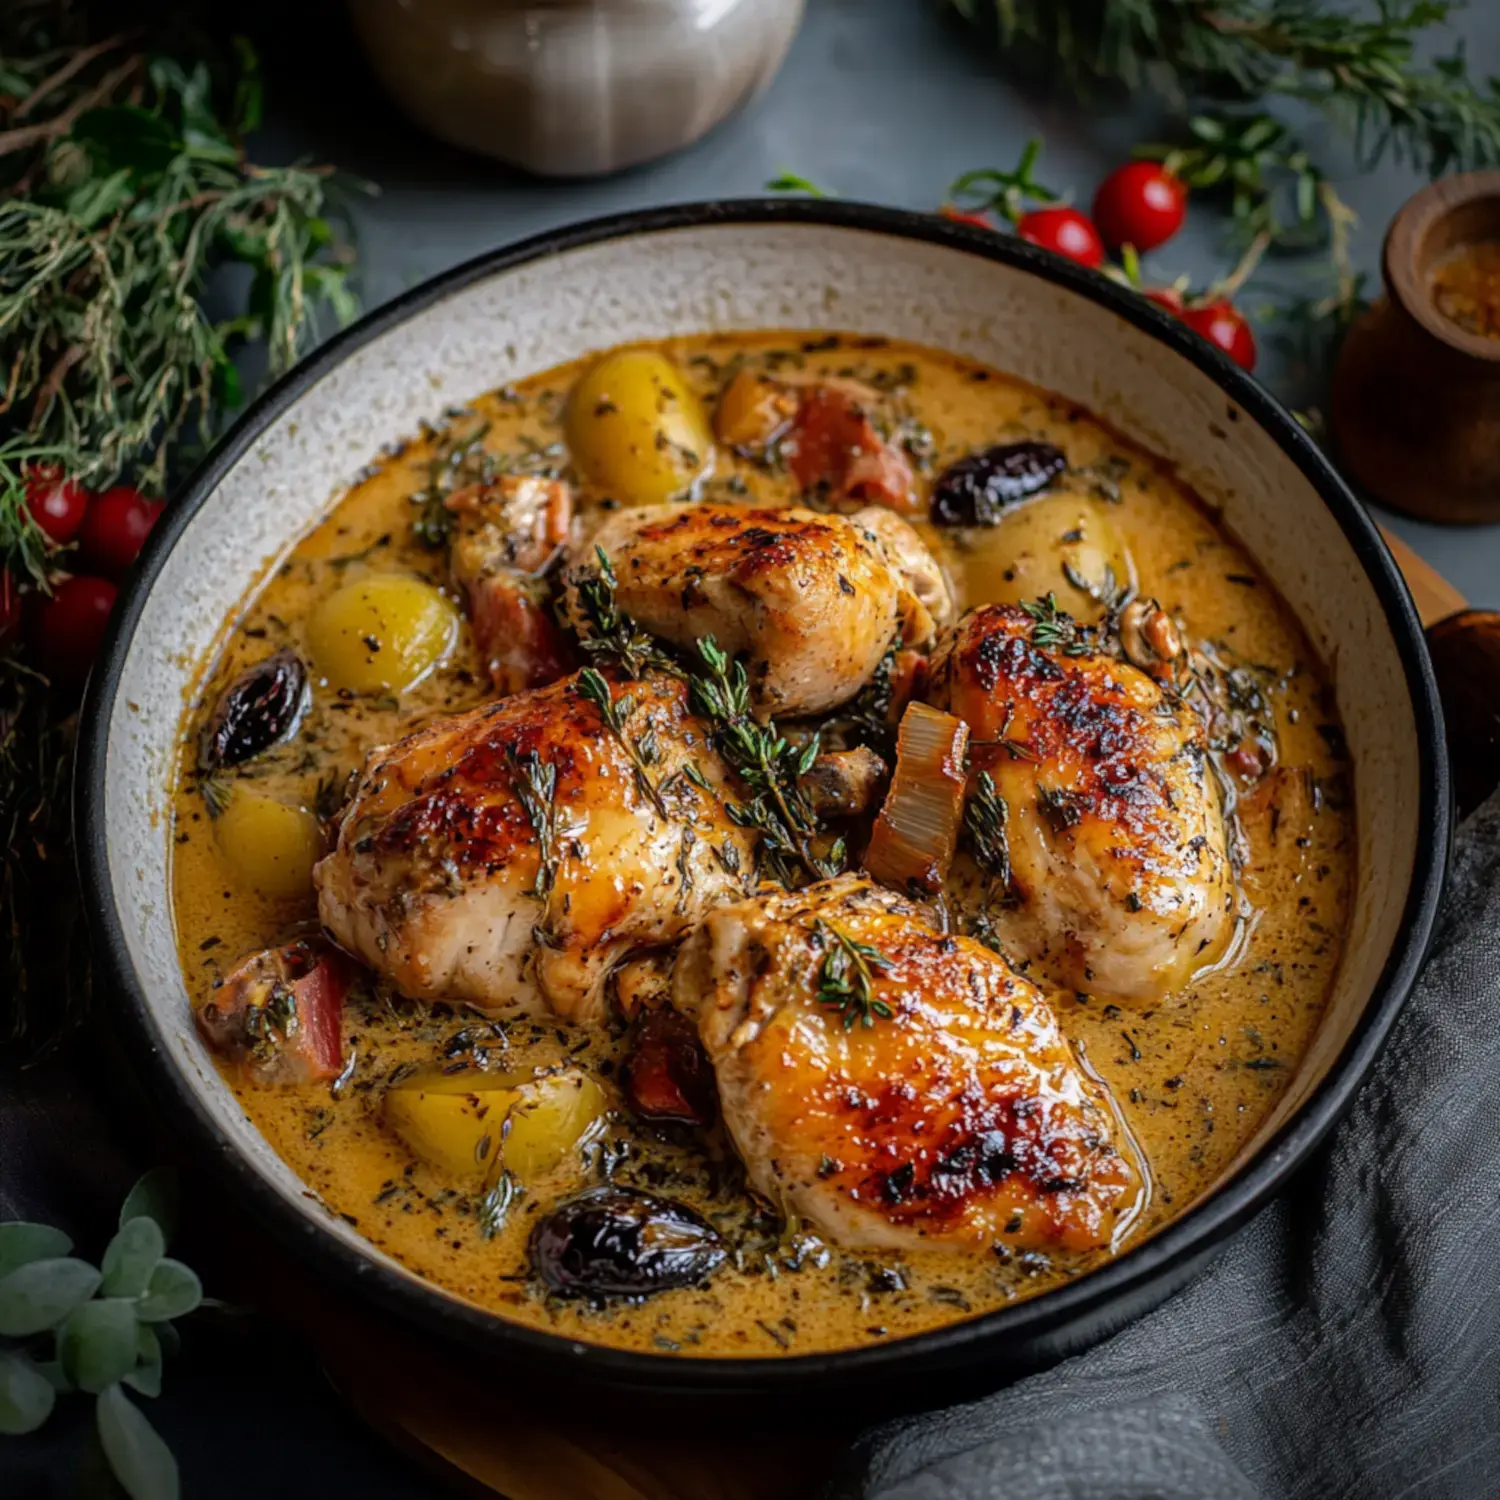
<box><xmin>77</xmin><ymin>197</ymin><xmax>1451</xmax><ymax>1396</ymax></box>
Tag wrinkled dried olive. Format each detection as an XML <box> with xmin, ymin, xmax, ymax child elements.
<box><xmin>200</xmin><ymin>649</ymin><xmax>308</xmax><ymax>772</ymax></box>
<box><xmin>623</xmin><ymin>1008</ymin><xmax>717</xmax><ymax>1126</ymax></box>
<box><xmin>930</xmin><ymin>442</ymin><xmax>1068</xmax><ymax>526</ymax></box>
<box><xmin>530</xmin><ymin>1187</ymin><xmax>725</xmax><ymax>1299</ymax></box>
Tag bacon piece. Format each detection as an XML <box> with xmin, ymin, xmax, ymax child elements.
<box><xmin>783</xmin><ymin>384</ymin><xmax>917</xmax><ymax>513</ymax></box>
<box><xmin>196</xmin><ymin>939</ymin><xmax>352</xmax><ymax>1084</ymax></box>
<box><xmin>623</xmin><ymin>1006</ymin><xmax>717</xmax><ymax>1126</ymax></box>
<box><xmin>446</xmin><ymin>476</ymin><xmax>575</xmax><ymax>695</ymax></box>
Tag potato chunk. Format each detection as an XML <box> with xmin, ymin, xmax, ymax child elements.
<box><xmin>565</xmin><ymin>349</ymin><xmax>713</xmax><ymax>505</ymax></box>
<box><xmin>306</xmin><ymin>574</ymin><xmax>458</xmax><ymax>694</ymax></box>
<box><xmin>381</xmin><ymin>1067</ymin><xmax>606</xmax><ymax>1185</ymax></box>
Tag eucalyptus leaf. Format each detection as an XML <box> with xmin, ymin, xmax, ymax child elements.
<box><xmin>135</xmin><ymin>1261</ymin><xmax>201</xmax><ymax>1323</ymax></box>
<box><xmin>119</xmin><ymin>1168</ymin><xmax>180</xmax><ymax>1247</ymax></box>
<box><xmin>0</xmin><ymin>1221</ymin><xmax>72</xmax><ymax>1278</ymax></box>
<box><xmin>60</xmin><ymin>1299</ymin><xmax>141</xmax><ymax>1395</ymax></box>
<box><xmin>0</xmin><ymin>1350</ymin><xmax>55</xmax><ymax>1436</ymax></box>
<box><xmin>122</xmin><ymin>1325</ymin><xmax>162</xmax><ymax>1399</ymax></box>
<box><xmin>97</xmin><ymin>1384</ymin><xmax>179</xmax><ymax>1500</ymax></box>
<box><xmin>34</xmin><ymin>1359</ymin><xmax>73</xmax><ymax>1392</ymax></box>
<box><xmin>0</xmin><ymin>1258</ymin><xmax>102</xmax><ymax>1337</ymax></box>
<box><xmin>101</xmin><ymin>1218</ymin><xmax>165</xmax><ymax>1299</ymax></box>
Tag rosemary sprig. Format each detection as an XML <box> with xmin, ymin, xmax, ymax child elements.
<box><xmin>949</xmin><ymin>0</ymin><xmax>1500</xmax><ymax>181</ymax></box>
<box><xmin>575</xmin><ymin>667</ymin><xmax>672</xmax><ymax>822</ymax></box>
<box><xmin>570</xmin><ymin>547</ymin><xmax>676</xmax><ymax>679</ymax></box>
<box><xmin>963</xmin><ymin>770</ymin><xmax>1013</xmax><ymax>891</ymax></box>
<box><xmin>813</xmin><ymin>920</ymin><xmax>895</xmax><ymax>1030</ymax></box>
<box><xmin>689</xmin><ymin>637</ymin><xmax>845</xmax><ymax>886</ymax></box>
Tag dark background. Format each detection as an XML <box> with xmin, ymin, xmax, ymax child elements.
<box><xmin>5</xmin><ymin>1</ymin><xmax>1499</xmax><ymax>1495</ymax></box>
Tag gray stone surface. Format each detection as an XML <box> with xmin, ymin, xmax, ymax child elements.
<box><xmin>258</xmin><ymin>0</ymin><xmax>1500</xmax><ymax>604</ymax></box>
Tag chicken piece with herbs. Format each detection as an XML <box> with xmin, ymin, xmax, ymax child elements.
<box><xmin>676</xmin><ymin>875</ymin><xmax>1141</xmax><ymax>1254</ymax></box>
<box><xmin>562</xmin><ymin>503</ymin><xmax>953</xmax><ymax>719</ymax></box>
<box><xmin>444</xmin><ymin>475</ymin><xmax>574</xmax><ymax>695</ymax></box>
<box><xmin>929</xmin><ymin>602</ymin><xmax>1235</xmax><ymax>1002</ymax></box>
<box><xmin>315</xmin><ymin>670</ymin><xmax>756</xmax><ymax>1023</ymax></box>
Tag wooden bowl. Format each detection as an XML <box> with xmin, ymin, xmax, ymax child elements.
<box><xmin>1332</xmin><ymin>170</ymin><xmax>1500</xmax><ymax>523</ymax></box>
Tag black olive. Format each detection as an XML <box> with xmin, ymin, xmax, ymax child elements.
<box><xmin>530</xmin><ymin>1187</ymin><xmax>725</xmax><ymax>1300</ymax></box>
<box><xmin>929</xmin><ymin>442</ymin><xmax>1068</xmax><ymax>526</ymax></box>
<box><xmin>200</xmin><ymin>649</ymin><xmax>309</xmax><ymax>772</ymax></box>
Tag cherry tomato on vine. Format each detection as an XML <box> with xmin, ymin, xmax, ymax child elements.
<box><xmin>1093</xmin><ymin>162</ymin><xmax>1188</xmax><ymax>252</ymax></box>
<box><xmin>77</xmin><ymin>486</ymin><xmax>163</xmax><ymax>578</ymax></box>
<box><xmin>1182</xmin><ymin>300</ymin><xmax>1258</xmax><ymax>372</ymax></box>
<box><xmin>1143</xmin><ymin>287</ymin><xmax>1186</xmax><ymax>315</ymax></box>
<box><xmin>24</xmin><ymin>468</ymin><xmax>89</xmax><ymax>546</ymax></box>
<box><xmin>1016</xmin><ymin>207</ymin><xmax>1105</xmax><ymax>268</ymax></box>
<box><xmin>32</xmin><ymin>574</ymin><xmax>117</xmax><ymax>686</ymax></box>
<box><xmin>939</xmin><ymin>204</ymin><xmax>994</xmax><ymax>231</ymax></box>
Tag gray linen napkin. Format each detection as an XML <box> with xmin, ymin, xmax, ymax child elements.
<box><xmin>843</xmin><ymin>791</ymin><xmax>1500</xmax><ymax>1500</ymax></box>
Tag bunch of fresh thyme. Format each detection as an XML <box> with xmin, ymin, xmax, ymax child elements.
<box><xmin>0</xmin><ymin>11</ymin><xmax>359</xmax><ymax>1057</ymax></box>
<box><xmin>813</xmin><ymin>919</ymin><xmax>895</xmax><ymax>1030</ymax></box>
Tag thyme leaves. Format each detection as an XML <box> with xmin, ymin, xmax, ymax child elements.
<box><xmin>689</xmin><ymin>637</ymin><xmax>845</xmax><ymax>886</ymax></box>
<box><xmin>963</xmin><ymin>770</ymin><xmax>1012</xmax><ymax>891</ymax></box>
<box><xmin>813</xmin><ymin>920</ymin><xmax>895</xmax><ymax>1031</ymax></box>
<box><xmin>575</xmin><ymin>668</ymin><xmax>672</xmax><ymax>822</ymax></box>
<box><xmin>571</xmin><ymin>547</ymin><xmax>677</xmax><ymax>679</ymax></box>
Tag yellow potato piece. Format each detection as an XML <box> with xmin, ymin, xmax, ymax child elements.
<box><xmin>954</xmin><ymin>493</ymin><xmax>1134</xmax><ymax>622</ymax></box>
<box><xmin>381</xmin><ymin>1068</ymin><xmax>606</xmax><ymax>1185</ymax></box>
<box><xmin>305</xmin><ymin>574</ymin><xmax>458</xmax><ymax>695</ymax></box>
<box><xmin>565</xmin><ymin>349</ymin><xmax>713</xmax><ymax>505</ymax></box>
<box><xmin>213</xmin><ymin>789</ymin><xmax>321</xmax><ymax>900</ymax></box>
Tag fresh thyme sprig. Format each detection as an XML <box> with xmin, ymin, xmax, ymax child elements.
<box><xmin>570</xmin><ymin>547</ymin><xmax>677</xmax><ymax>679</ymax></box>
<box><xmin>1021</xmin><ymin>593</ymin><xmax>1091</xmax><ymax>655</ymax></box>
<box><xmin>506</xmin><ymin>746</ymin><xmax>563</xmax><ymax>904</ymax></box>
<box><xmin>963</xmin><ymin>770</ymin><xmax>1013</xmax><ymax>891</ymax></box>
<box><xmin>575</xmin><ymin>667</ymin><xmax>673</xmax><ymax>822</ymax></box>
<box><xmin>689</xmin><ymin>637</ymin><xmax>845</xmax><ymax>886</ymax></box>
<box><xmin>813</xmin><ymin>920</ymin><xmax>895</xmax><ymax>1030</ymax></box>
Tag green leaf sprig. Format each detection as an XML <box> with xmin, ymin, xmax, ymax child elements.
<box><xmin>813</xmin><ymin>920</ymin><xmax>895</xmax><ymax>1030</ymax></box>
<box><xmin>689</xmin><ymin>637</ymin><xmax>846</xmax><ymax>887</ymax></box>
<box><xmin>0</xmin><ymin>1168</ymin><xmax>202</xmax><ymax>1500</ymax></box>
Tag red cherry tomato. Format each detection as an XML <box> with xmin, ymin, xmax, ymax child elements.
<box><xmin>32</xmin><ymin>575</ymin><xmax>117</xmax><ymax>686</ymax></box>
<box><xmin>1016</xmin><ymin>207</ymin><xmax>1105</xmax><ymax>269</ymax></box>
<box><xmin>1093</xmin><ymin>162</ymin><xmax>1188</xmax><ymax>252</ymax></box>
<box><xmin>77</xmin><ymin>486</ymin><xmax>163</xmax><ymax>578</ymax></box>
<box><xmin>939</xmin><ymin>204</ymin><xmax>994</xmax><ymax>231</ymax></box>
<box><xmin>1182</xmin><ymin>300</ymin><xmax>1258</xmax><ymax>372</ymax></box>
<box><xmin>1143</xmin><ymin>287</ymin><xmax>1186</xmax><ymax>315</ymax></box>
<box><xmin>0</xmin><ymin>568</ymin><xmax>21</xmax><ymax>655</ymax></box>
<box><xmin>24</xmin><ymin>468</ymin><xmax>90</xmax><ymax>546</ymax></box>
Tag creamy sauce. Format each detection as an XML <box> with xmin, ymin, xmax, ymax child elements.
<box><xmin>170</xmin><ymin>333</ymin><xmax>1353</xmax><ymax>1357</ymax></box>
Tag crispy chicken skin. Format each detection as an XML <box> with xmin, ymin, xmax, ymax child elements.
<box><xmin>562</xmin><ymin>503</ymin><xmax>953</xmax><ymax>718</ymax></box>
<box><xmin>315</xmin><ymin>670</ymin><xmax>755</xmax><ymax>1022</ymax></box>
<box><xmin>445</xmin><ymin>475</ymin><xmax>574</xmax><ymax>695</ymax></box>
<box><xmin>929</xmin><ymin>604</ymin><xmax>1234</xmax><ymax>1002</ymax></box>
<box><xmin>676</xmin><ymin>876</ymin><xmax>1141</xmax><ymax>1255</ymax></box>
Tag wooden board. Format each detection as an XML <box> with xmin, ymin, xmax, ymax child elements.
<box><xmin>301</xmin><ymin>531</ymin><xmax>1464</xmax><ymax>1500</ymax></box>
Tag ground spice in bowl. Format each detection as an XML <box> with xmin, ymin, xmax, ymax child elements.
<box><xmin>1431</xmin><ymin>240</ymin><xmax>1500</xmax><ymax>339</ymax></box>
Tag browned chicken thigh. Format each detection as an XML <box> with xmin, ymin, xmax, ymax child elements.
<box><xmin>676</xmin><ymin>875</ymin><xmax>1142</xmax><ymax>1255</ymax></box>
<box><xmin>562</xmin><ymin>502</ymin><xmax>953</xmax><ymax>718</ymax></box>
<box><xmin>929</xmin><ymin>603</ymin><xmax>1235</xmax><ymax>1002</ymax></box>
<box><xmin>315</xmin><ymin>670</ymin><xmax>755</xmax><ymax>1022</ymax></box>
